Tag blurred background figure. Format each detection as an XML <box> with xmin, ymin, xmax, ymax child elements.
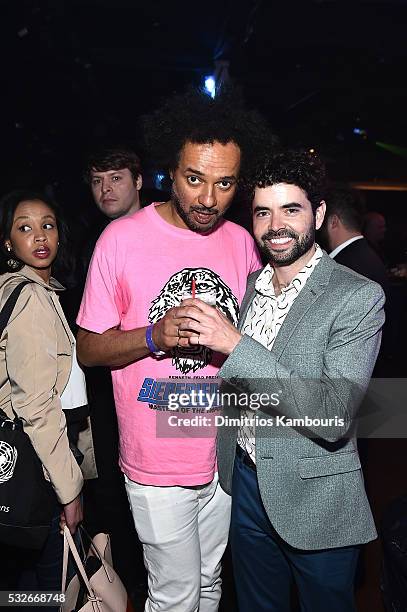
<box><xmin>390</xmin><ymin>262</ymin><xmax>407</xmax><ymax>279</ymax></box>
<box><xmin>321</xmin><ymin>188</ymin><xmax>395</xmax><ymax>374</ymax></box>
<box><xmin>63</xmin><ymin>147</ymin><xmax>145</xmax><ymax>598</ymax></box>
<box><xmin>321</xmin><ymin>187</ymin><xmax>391</xmax><ymax>376</ymax></box>
<box><xmin>363</xmin><ymin>211</ymin><xmax>387</xmax><ymax>263</ymax></box>
<box><xmin>86</xmin><ymin>148</ymin><xmax>142</xmax><ymax>220</ymax></box>
<box><xmin>79</xmin><ymin>147</ymin><xmax>143</xmax><ymax>275</ymax></box>
<box><xmin>321</xmin><ymin>188</ymin><xmax>407</xmax><ymax>612</ymax></box>
<box><xmin>323</xmin><ymin>188</ymin><xmax>388</xmax><ymax>289</ymax></box>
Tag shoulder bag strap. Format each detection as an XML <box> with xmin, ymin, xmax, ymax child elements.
<box><xmin>0</xmin><ymin>281</ymin><xmax>32</xmax><ymax>421</ymax></box>
<box><xmin>0</xmin><ymin>281</ymin><xmax>32</xmax><ymax>337</ymax></box>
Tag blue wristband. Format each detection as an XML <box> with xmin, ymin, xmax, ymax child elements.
<box><xmin>146</xmin><ymin>324</ymin><xmax>165</xmax><ymax>356</ymax></box>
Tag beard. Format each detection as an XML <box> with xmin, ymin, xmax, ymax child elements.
<box><xmin>259</xmin><ymin>226</ymin><xmax>315</xmax><ymax>267</ymax></box>
<box><xmin>171</xmin><ymin>186</ymin><xmax>226</xmax><ymax>233</ymax></box>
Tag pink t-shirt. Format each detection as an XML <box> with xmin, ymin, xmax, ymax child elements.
<box><xmin>77</xmin><ymin>203</ymin><xmax>261</xmax><ymax>486</ymax></box>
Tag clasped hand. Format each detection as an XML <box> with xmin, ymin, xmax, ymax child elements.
<box><xmin>176</xmin><ymin>298</ymin><xmax>241</xmax><ymax>355</ymax></box>
<box><xmin>151</xmin><ymin>298</ymin><xmax>241</xmax><ymax>355</ymax></box>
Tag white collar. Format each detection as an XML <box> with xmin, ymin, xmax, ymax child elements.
<box><xmin>329</xmin><ymin>235</ymin><xmax>364</xmax><ymax>259</ymax></box>
<box><xmin>255</xmin><ymin>245</ymin><xmax>323</xmax><ymax>298</ymax></box>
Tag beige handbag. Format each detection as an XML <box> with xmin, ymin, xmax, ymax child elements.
<box><xmin>61</xmin><ymin>526</ymin><xmax>133</xmax><ymax>612</ymax></box>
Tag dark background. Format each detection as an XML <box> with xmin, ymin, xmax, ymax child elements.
<box><xmin>2</xmin><ymin>0</ymin><xmax>407</xmax><ymax>202</ymax></box>
<box><xmin>2</xmin><ymin>0</ymin><xmax>407</xmax><ymax>262</ymax></box>
<box><xmin>2</xmin><ymin>3</ymin><xmax>406</xmax><ymax>609</ymax></box>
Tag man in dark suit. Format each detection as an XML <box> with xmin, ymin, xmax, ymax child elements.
<box><xmin>322</xmin><ymin>188</ymin><xmax>391</xmax><ymax>374</ymax></box>
<box><xmin>322</xmin><ymin>188</ymin><xmax>389</xmax><ymax>291</ymax></box>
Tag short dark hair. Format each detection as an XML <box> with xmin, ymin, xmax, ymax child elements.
<box><xmin>84</xmin><ymin>147</ymin><xmax>142</xmax><ymax>184</ymax></box>
<box><xmin>250</xmin><ymin>149</ymin><xmax>327</xmax><ymax>212</ymax></box>
<box><xmin>0</xmin><ymin>189</ymin><xmax>73</xmax><ymax>282</ymax></box>
<box><xmin>141</xmin><ymin>85</ymin><xmax>276</xmax><ymax>178</ymax></box>
<box><xmin>325</xmin><ymin>188</ymin><xmax>365</xmax><ymax>232</ymax></box>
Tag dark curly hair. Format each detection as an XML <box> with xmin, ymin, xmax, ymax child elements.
<box><xmin>0</xmin><ymin>189</ymin><xmax>74</xmax><ymax>283</ymax></box>
<box><xmin>83</xmin><ymin>147</ymin><xmax>142</xmax><ymax>184</ymax></box>
<box><xmin>141</xmin><ymin>85</ymin><xmax>276</xmax><ymax>179</ymax></box>
<box><xmin>250</xmin><ymin>149</ymin><xmax>327</xmax><ymax>212</ymax></box>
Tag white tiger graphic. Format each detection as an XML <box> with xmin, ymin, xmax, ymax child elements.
<box><xmin>148</xmin><ymin>268</ymin><xmax>239</xmax><ymax>374</ymax></box>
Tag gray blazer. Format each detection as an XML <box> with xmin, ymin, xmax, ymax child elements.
<box><xmin>217</xmin><ymin>252</ymin><xmax>385</xmax><ymax>550</ymax></box>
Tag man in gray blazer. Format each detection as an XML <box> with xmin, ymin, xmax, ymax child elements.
<box><xmin>177</xmin><ymin>150</ymin><xmax>385</xmax><ymax>611</ymax></box>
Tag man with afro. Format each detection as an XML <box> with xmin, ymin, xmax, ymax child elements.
<box><xmin>77</xmin><ymin>86</ymin><xmax>272</xmax><ymax>611</ymax></box>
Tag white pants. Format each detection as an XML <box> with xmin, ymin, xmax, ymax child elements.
<box><xmin>125</xmin><ymin>473</ymin><xmax>231</xmax><ymax>612</ymax></box>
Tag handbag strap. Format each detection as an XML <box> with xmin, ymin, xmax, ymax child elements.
<box><xmin>78</xmin><ymin>525</ymin><xmax>113</xmax><ymax>583</ymax></box>
<box><xmin>61</xmin><ymin>526</ymin><xmax>101</xmax><ymax>603</ymax></box>
<box><xmin>0</xmin><ymin>281</ymin><xmax>31</xmax><ymax>337</ymax></box>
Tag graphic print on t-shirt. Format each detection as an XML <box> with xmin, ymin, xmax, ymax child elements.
<box><xmin>148</xmin><ymin>267</ymin><xmax>239</xmax><ymax>374</ymax></box>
